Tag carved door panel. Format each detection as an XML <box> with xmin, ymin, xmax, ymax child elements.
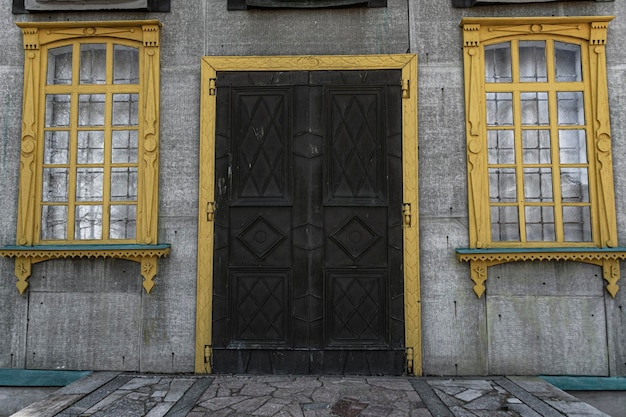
<box><xmin>211</xmin><ymin>70</ymin><xmax>404</xmax><ymax>374</ymax></box>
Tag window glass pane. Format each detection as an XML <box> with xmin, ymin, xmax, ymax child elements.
<box><xmin>488</xmin><ymin>130</ymin><xmax>515</xmax><ymax>164</ymax></box>
<box><xmin>75</xmin><ymin>205</ymin><xmax>102</xmax><ymax>240</ymax></box>
<box><xmin>77</xmin><ymin>131</ymin><xmax>104</xmax><ymax>164</ymax></box>
<box><xmin>525</xmin><ymin>206</ymin><xmax>555</xmax><ymax>241</ymax></box>
<box><xmin>524</xmin><ymin>167</ymin><xmax>553</xmax><ymax>202</ymax></box>
<box><xmin>521</xmin><ymin>92</ymin><xmax>549</xmax><ymax>125</ymax></box>
<box><xmin>110</xmin><ymin>205</ymin><xmax>136</xmax><ymax>239</ymax></box>
<box><xmin>76</xmin><ymin>168</ymin><xmax>103</xmax><ymax>201</ymax></box>
<box><xmin>112</xmin><ymin>94</ymin><xmax>139</xmax><ymax>126</ymax></box>
<box><xmin>555</xmin><ymin>41</ymin><xmax>582</xmax><ymax>82</ymax></box>
<box><xmin>112</xmin><ymin>130</ymin><xmax>138</xmax><ymax>163</ymax></box>
<box><xmin>489</xmin><ymin>168</ymin><xmax>517</xmax><ymax>202</ymax></box>
<box><xmin>485</xmin><ymin>42</ymin><xmax>512</xmax><ymax>83</ymax></box>
<box><xmin>47</xmin><ymin>45</ymin><xmax>72</xmax><ymax>85</ymax></box>
<box><xmin>114</xmin><ymin>45</ymin><xmax>139</xmax><ymax>84</ymax></box>
<box><xmin>41</xmin><ymin>205</ymin><xmax>67</xmax><ymax>240</ymax></box>
<box><xmin>78</xmin><ymin>94</ymin><xmax>105</xmax><ymax>126</ymax></box>
<box><xmin>31</xmin><ymin>23</ymin><xmax>159</xmax><ymax>245</ymax></box>
<box><xmin>559</xmin><ymin>130</ymin><xmax>587</xmax><ymax>164</ymax></box>
<box><xmin>111</xmin><ymin>167</ymin><xmax>138</xmax><ymax>201</ymax></box>
<box><xmin>519</xmin><ymin>41</ymin><xmax>547</xmax><ymax>82</ymax></box>
<box><xmin>486</xmin><ymin>92</ymin><xmax>513</xmax><ymax>126</ymax></box>
<box><xmin>522</xmin><ymin>130</ymin><xmax>551</xmax><ymax>164</ymax></box>
<box><xmin>491</xmin><ymin>206</ymin><xmax>520</xmax><ymax>241</ymax></box>
<box><xmin>557</xmin><ymin>91</ymin><xmax>585</xmax><ymax>125</ymax></box>
<box><xmin>561</xmin><ymin>168</ymin><xmax>589</xmax><ymax>203</ymax></box>
<box><xmin>563</xmin><ymin>206</ymin><xmax>591</xmax><ymax>242</ymax></box>
<box><xmin>44</xmin><ymin>131</ymin><xmax>69</xmax><ymax>164</ymax></box>
<box><xmin>80</xmin><ymin>44</ymin><xmax>106</xmax><ymax>84</ymax></box>
<box><xmin>45</xmin><ymin>94</ymin><xmax>71</xmax><ymax>127</ymax></box>
<box><xmin>42</xmin><ymin>168</ymin><xmax>68</xmax><ymax>202</ymax></box>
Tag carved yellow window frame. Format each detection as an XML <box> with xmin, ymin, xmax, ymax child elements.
<box><xmin>0</xmin><ymin>21</ymin><xmax>169</xmax><ymax>294</ymax></box>
<box><xmin>458</xmin><ymin>16</ymin><xmax>626</xmax><ymax>298</ymax></box>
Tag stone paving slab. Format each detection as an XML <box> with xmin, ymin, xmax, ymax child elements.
<box><xmin>10</xmin><ymin>373</ymin><xmax>613</xmax><ymax>417</ymax></box>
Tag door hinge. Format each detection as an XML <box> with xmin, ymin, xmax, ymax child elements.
<box><xmin>406</xmin><ymin>347</ymin><xmax>414</xmax><ymax>375</ymax></box>
<box><xmin>403</xmin><ymin>203</ymin><xmax>412</xmax><ymax>228</ymax></box>
<box><xmin>204</xmin><ymin>345</ymin><xmax>212</xmax><ymax>365</ymax></box>
<box><xmin>402</xmin><ymin>79</ymin><xmax>410</xmax><ymax>99</ymax></box>
<box><xmin>207</xmin><ymin>201</ymin><xmax>215</xmax><ymax>222</ymax></box>
<box><xmin>209</xmin><ymin>78</ymin><xmax>216</xmax><ymax>96</ymax></box>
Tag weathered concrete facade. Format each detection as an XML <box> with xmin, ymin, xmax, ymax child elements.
<box><xmin>0</xmin><ymin>0</ymin><xmax>624</xmax><ymax>376</ymax></box>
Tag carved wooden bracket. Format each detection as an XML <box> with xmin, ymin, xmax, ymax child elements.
<box><xmin>456</xmin><ymin>247</ymin><xmax>626</xmax><ymax>298</ymax></box>
<box><xmin>0</xmin><ymin>244</ymin><xmax>171</xmax><ymax>294</ymax></box>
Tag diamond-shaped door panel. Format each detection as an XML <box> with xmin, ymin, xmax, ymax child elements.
<box><xmin>238</xmin><ymin>216</ymin><xmax>286</xmax><ymax>260</ymax></box>
<box><xmin>325</xmin><ymin>208</ymin><xmax>387</xmax><ymax>267</ymax></box>
<box><xmin>230</xmin><ymin>208</ymin><xmax>291</xmax><ymax>266</ymax></box>
<box><xmin>330</xmin><ymin>216</ymin><xmax>379</xmax><ymax>260</ymax></box>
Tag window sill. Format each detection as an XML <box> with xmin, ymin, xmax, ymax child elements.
<box><xmin>455</xmin><ymin>247</ymin><xmax>626</xmax><ymax>298</ymax></box>
<box><xmin>0</xmin><ymin>244</ymin><xmax>171</xmax><ymax>294</ymax></box>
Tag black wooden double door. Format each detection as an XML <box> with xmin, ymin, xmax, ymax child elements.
<box><xmin>211</xmin><ymin>70</ymin><xmax>405</xmax><ymax>374</ymax></box>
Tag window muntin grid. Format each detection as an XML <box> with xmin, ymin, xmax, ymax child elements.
<box><xmin>41</xmin><ymin>41</ymin><xmax>140</xmax><ymax>242</ymax></box>
<box><xmin>485</xmin><ymin>39</ymin><xmax>591</xmax><ymax>244</ymax></box>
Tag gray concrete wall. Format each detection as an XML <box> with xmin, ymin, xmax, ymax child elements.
<box><xmin>1</xmin><ymin>0</ymin><xmax>29</xmax><ymax>370</ymax></box>
<box><xmin>0</xmin><ymin>0</ymin><xmax>624</xmax><ymax>376</ymax></box>
<box><xmin>412</xmin><ymin>0</ymin><xmax>626</xmax><ymax>376</ymax></box>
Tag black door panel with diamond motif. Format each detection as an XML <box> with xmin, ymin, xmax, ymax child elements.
<box><xmin>212</xmin><ymin>70</ymin><xmax>404</xmax><ymax>374</ymax></box>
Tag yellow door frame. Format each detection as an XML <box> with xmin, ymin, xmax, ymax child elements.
<box><xmin>195</xmin><ymin>55</ymin><xmax>421</xmax><ymax>374</ymax></box>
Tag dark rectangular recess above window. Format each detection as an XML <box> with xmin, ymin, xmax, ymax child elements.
<box><xmin>13</xmin><ymin>0</ymin><xmax>170</xmax><ymax>13</ymax></box>
<box><xmin>453</xmin><ymin>0</ymin><xmax>612</xmax><ymax>6</ymax></box>
<box><xmin>228</xmin><ymin>0</ymin><xmax>386</xmax><ymax>11</ymax></box>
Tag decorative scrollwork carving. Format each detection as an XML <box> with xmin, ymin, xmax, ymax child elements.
<box><xmin>0</xmin><ymin>245</ymin><xmax>171</xmax><ymax>294</ymax></box>
<box><xmin>603</xmin><ymin>259</ymin><xmax>620</xmax><ymax>298</ymax></box>
<box><xmin>470</xmin><ymin>260</ymin><xmax>488</xmax><ymax>298</ymax></box>
<box><xmin>457</xmin><ymin>248</ymin><xmax>626</xmax><ymax>298</ymax></box>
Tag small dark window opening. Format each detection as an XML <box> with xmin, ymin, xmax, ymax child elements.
<box><xmin>228</xmin><ymin>0</ymin><xmax>386</xmax><ymax>11</ymax></box>
<box><xmin>13</xmin><ymin>0</ymin><xmax>170</xmax><ymax>14</ymax></box>
<box><xmin>452</xmin><ymin>0</ymin><xmax>612</xmax><ymax>7</ymax></box>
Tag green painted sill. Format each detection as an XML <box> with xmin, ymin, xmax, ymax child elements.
<box><xmin>0</xmin><ymin>369</ymin><xmax>91</xmax><ymax>387</ymax></box>
<box><xmin>541</xmin><ymin>376</ymin><xmax>626</xmax><ymax>391</ymax></box>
